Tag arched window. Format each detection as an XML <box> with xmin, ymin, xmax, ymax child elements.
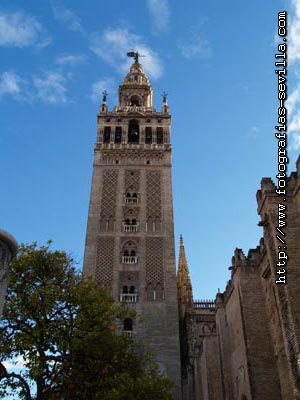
<box><xmin>156</xmin><ymin>283</ymin><xmax>163</xmax><ymax>301</ymax></box>
<box><xmin>108</xmin><ymin>216</ymin><xmax>114</xmax><ymax>232</ymax></box>
<box><xmin>130</xmin><ymin>95</ymin><xmax>140</xmax><ymax>106</ymax></box>
<box><xmin>129</xmin><ymin>285</ymin><xmax>136</xmax><ymax>294</ymax></box>
<box><xmin>125</xmin><ymin>192</ymin><xmax>138</xmax><ymax>204</ymax></box>
<box><xmin>103</xmin><ymin>126</ymin><xmax>111</xmax><ymax>143</ymax></box>
<box><xmin>115</xmin><ymin>126</ymin><xmax>122</xmax><ymax>143</ymax></box>
<box><xmin>122</xmin><ymin>286</ymin><xmax>128</xmax><ymax>294</ymax></box>
<box><xmin>122</xmin><ymin>242</ymin><xmax>138</xmax><ymax>264</ymax></box>
<box><xmin>146</xmin><ymin>217</ymin><xmax>154</xmax><ymax>232</ymax></box>
<box><xmin>147</xmin><ymin>284</ymin><xmax>154</xmax><ymax>301</ymax></box>
<box><xmin>156</xmin><ymin>127</ymin><xmax>163</xmax><ymax>144</ymax></box>
<box><xmin>145</xmin><ymin>127</ymin><xmax>152</xmax><ymax>144</ymax></box>
<box><xmin>128</xmin><ymin>119</ymin><xmax>139</xmax><ymax>143</ymax></box>
<box><xmin>154</xmin><ymin>217</ymin><xmax>161</xmax><ymax>233</ymax></box>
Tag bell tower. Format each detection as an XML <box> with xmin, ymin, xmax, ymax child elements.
<box><xmin>83</xmin><ymin>53</ymin><xmax>181</xmax><ymax>397</ymax></box>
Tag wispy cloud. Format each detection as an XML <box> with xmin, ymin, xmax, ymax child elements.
<box><xmin>51</xmin><ymin>0</ymin><xmax>83</xmax><ymax>33</ymax></box>
<box><xmin>91</xmin><ymin>77</ymin><xmax>116</xmax><ymax>103</ymax></box>
<box><xmin>286</xmin><ymin>1</ymin><xmax>300</xmax><ymax>151</ymax></box>
<box><xmin>286</xmin><ymin>86</ymin><xmax>300</xmax><ymax>150</ymax></box>
<box><xmin>0</xmin><ymin>11</ymin><xmax>51</xmax><ymax>48</ymax></box>
<box><xmin>250</xmin><ymin>126</ymin><xmax>260</xmax><ymax>139</ymax></box>
<box><xmin>33</xmin><ymin>71</ymin><xmax>68</xmax><ymax>104</ymax></box>
<box><xmin>289</xmin><ymin>0</ymin><xmax>300</xmax><ymax>64</ymax></box>
<box><xmin>55</xmin><ymin>54</ymin><xmax>86</xmax><ymax>66</ymax></box>
<box><xmin>147</xmin><ymin>0</ymin><xmax>170</xmax><ymax>35</ymax></box>
<box><xmin>89</xmin><ymin>27</ymin><xmax>163</xmax><ymax>79</ymax></box>
<box><xmin>0</xmin><ymin>71</ymin><xmax>25</xmax><ymax>99</ymax></box>
<box><xmin>179</xmin><ymin>33</ymin><xmax>211</xmax><ymax>59</ymax></box>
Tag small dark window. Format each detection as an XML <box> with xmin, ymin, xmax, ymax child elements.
<box><xmin>103</xmin><ymin>126</ymin><xmax>111</xmax><ymax>143</ymax></box>
<box><xmin>115</xmin><ymin>126</ymin><xmax>122</xmax><ymax>143</ymax></box>
<box><xmin>130</xmin><ymin>96</ymin><xmax>140</xmax><ymax>106</ymax></box>
<box><xmin>156</xmin><ymin>127</ymin><xmax>163</xmax><ymax>144</ymax></box>
<box><xmin>129</xmin><ymin>286</ymin><xmax>135</xmax><ymax>294</ymax></box>
<box><xmin>123</xmin><ymin>318</ymin><xmax>133</xmax><ymax>331</ymax></box>
<box><xmin>146</xmin><ymin>160</ymin><xmax>150</xmax><ymax>164</ymax></box>
<box><xmin>115</xmin><ymin>160</ymin><xmax>119</xmax><ymax>164</ymax></box>
<box><xmin>145</xmin><ymin>127</ymin><xmax>152</xmax><ymax>144</ymax></box>
<box><xmin>128</xmin><ymin>119</ymin><xmax>139</xmax><ymax>143</ymax></box>
<box><xmin>122</xmin><ymin>286</ymin><xmax>128</xmax><ymax>294</ymax></box>
<box><xmin>130</xmin><ymin>250</ymin><xmax>136</xmax><ymax>256</ymax></box>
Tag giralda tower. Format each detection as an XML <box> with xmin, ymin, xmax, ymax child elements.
<box><xmin>83</xmin><ymin>53</ymin><xmax>182</xmax><ymax>397</ymax></box>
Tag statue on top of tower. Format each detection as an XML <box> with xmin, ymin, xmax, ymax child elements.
<box><xmin>127</xmin><ymin>51</ymin><xmax>144</xmax><ymax>63</ymax></box>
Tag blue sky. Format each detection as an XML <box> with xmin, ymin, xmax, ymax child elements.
<box><xmin>1</xmin><ymin>0</ymin><xmax>300</xmax><ymax>301</ymax></box>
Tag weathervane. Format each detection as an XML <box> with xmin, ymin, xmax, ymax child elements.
<box><xmin>102</xmin><ymin>90</ymin><xmax>108</xmax><ymax>102</ymax></box>
<box><xmin>126</xmin><ymin>51</ymin><xmax>145</xmax><ymax>63</ymax></box>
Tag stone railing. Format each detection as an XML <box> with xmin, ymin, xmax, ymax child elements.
<box><xmin>119</xmin><ymin>293</ymin><xmax>138</xmax><ymax>303</ymax></box>
<box><xmin>123</xmin><ymin>224</ymin><xmax>139</xmax><ymax>233</ymax></box>
<box><xmin>194</xmin><ymin>300</ymin><xmax>215</xmax><ymax>309</ymax></box>
<box><xmin>0</xmin><ymin>229</ymin><xmax>18</xmax><ymax>319</ymax></box>
<box><xmin>121</xmin><ymin>256</ymin><xmax>138</xmax><ymax>264</ymax></box>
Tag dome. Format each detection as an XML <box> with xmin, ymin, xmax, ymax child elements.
<box><xmin>122</xmin><ymin>61</ymin><xmax>150</xmax><ymax>86</ymax></box>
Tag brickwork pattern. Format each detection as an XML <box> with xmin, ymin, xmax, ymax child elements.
<box><xmin>95</xmin><ymin>237</ymin><xmax>115</xmax><ymax>285</ymax></box>
<box><xmin>124</xmin><ymin>170</ymin><xmax>140</xmax><ymax>192</ymax></box>
<box><xmin>145</xmin><ymin>237</ymin><xmax>164</xmax><ymax>285</ymax></box>
<box><xmin>146</xmin><ymin>171</ymin><xmax>161</xmax><ymax>219</ymax></box>
<box><xmin>100</xmin><ymin>170</ymin><xmax>118</xmax><ymax>219</ymax></box>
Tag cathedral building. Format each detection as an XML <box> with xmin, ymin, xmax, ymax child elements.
<box><xmin>178</xmin><ymin>163</ymin><xmax>300</xmax><ymax>399</ymax></box>
<box><xmin>83</xmin><ymin>54</ymin><xmax>300</xmax><ymax>399</ymax></box>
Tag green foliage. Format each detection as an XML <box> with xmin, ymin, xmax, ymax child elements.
<box><xmin>0</xmin><ymin>242</ymin><xmax>174</xmax><ymax>400</ymax></box>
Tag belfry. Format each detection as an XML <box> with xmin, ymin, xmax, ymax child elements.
<box><xmin>83</xmin><ymin>53</ymin><xmax>182</xmax><ymax>396</ymax></box>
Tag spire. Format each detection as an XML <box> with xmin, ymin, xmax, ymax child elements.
<box><xmin>177</xmin><ymin>235</ymin><xmax>193</xmax><ymax>319</ymax></box>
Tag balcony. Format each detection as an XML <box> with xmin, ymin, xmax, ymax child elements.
<box><xmin>120</xmin><ymin>293</ymin><xmax>138</xmax><ymax>303</ymax></box>
<box><xmin>125</xmin><ymin>197</ymin><xmax>138</xmax><ymax>205</ymax></box>
<box><xmin>123</xmin><ymin>223</ymin><xmax>139</xmax><ymax>233</ymax></box>
<box><xmin>121</xmin><ymin>256</ymin><xmax>138</xmax><ymax>264</ymax></box>
<box><xmin>123</xmin><ymin>330</ymin><xmax>134</xmax><ymax>337</ymax></box>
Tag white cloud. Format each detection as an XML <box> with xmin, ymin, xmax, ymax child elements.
<box><xmin>0</xmin><ymin>11</ymin><xmax>51</xmax><ymax>48</ymax></box>
<box><xmin>55</xmin><ymin>54</ymin><xmax>86</xmax><ymax>66</ymax></box>
<box><xmin>290</xmin><ymin>132</ymin><xmax>300</xmax><ymax>151</ymax></box>
<box><xmin>91</xmin><ymin>77</ymin><xmax>116</xmax><ymax>103</ymax></box>
<box><xmin>33</xmin><ymin>72</ymin><xmax>68</xmax><ymax>104</ymax></box>
<box><xmin>289</xmin><ymin>0</ymin><xmax>300</xmax><ymax>64</ymax></box>
<box><xmin>89</xmin><ymin>27</ymin><xmax>163</xmax><ymax>79</ymax></box>
<box><xmin>286</xmin><ymin>86</ymin><xmax>300</xmax><ymax>116</ymax></box>
<box><xmin>0</xmin><ymin>71</ymin><xmax>25</xmax><ymax>98</ymax></box>
<box><xmin>51</xmin><ymin>0</ymin><xmax>83</xmax><ymax>32</ymax></box>
<box><xmin>147</xmin><ymin>0</ymin><xmax>170</xmax><ymax>34</ymax></box>
<box><xmin>179</xmin><ymin>34</ymin><xmax>211</xmax><ymax>59</ymax></box>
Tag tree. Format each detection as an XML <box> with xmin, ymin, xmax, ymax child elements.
<box><xmin>0</xmin><ymin>242</ymin><xmax>174</xmax><ymax>399</ymax></box>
